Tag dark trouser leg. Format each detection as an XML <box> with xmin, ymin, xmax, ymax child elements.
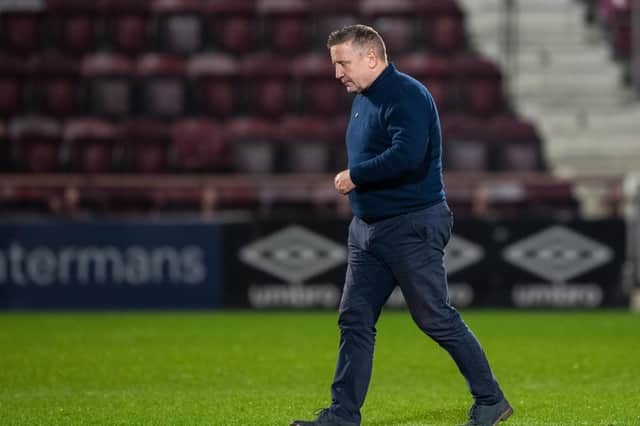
<box><xmin>330</xmin><ymin>218</ymin><xmax>396</xmax><ymax>423</ymax></box>
<box><xmin>388</xmin><ymin>205</ymin><xmax>504</xmax><ymax>405</ymax></box>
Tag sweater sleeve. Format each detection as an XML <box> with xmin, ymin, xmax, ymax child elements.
<box><xmin>349</xmin><ymin>89</ymin><xmax>431</xmax><ymax>186</ymax></box>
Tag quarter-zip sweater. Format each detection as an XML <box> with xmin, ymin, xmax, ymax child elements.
<box><xmin>347</xmin><ymin>62</ymin><xmax>445</xmax><ymax>220</ymax></box>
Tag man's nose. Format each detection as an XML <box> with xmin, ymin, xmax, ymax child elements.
<box><xmin>335</xmin><ymin>67</ymin><xmax>343</xmax><ymax>80</ymax></box>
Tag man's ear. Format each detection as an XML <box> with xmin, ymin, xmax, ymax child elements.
<box><xmin>367</xmin><ymin>49</ymin><xmax>378</xmax><ymax>69</ymax></box>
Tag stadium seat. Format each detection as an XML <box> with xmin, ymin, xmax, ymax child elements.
<box><xmin>46</xmin><ymin>0</ymin><xmax>99</xmax><ymax>54</ymax></box>
<box><xmin>241</xmin><ymin>53</ymin><xmax>292</xmax><ymax>118</ymax></box>
<box><xmin>360</xmin><ymin>0</ymin><xmax>415</xmax><ymax>55</ymax></box>
<box><xmin>9</xmin><ymin>115</ymin><xmax>62</xmax><ymax>173</ymax></box>
<box><xmin>187</xmin><ymin>53</ymin><xmax>239</xmax><ymax>118</ymax></box>
<box><xmin>118</xmin><ymin>119</ymin><xmax>170</xmax><ymax>173</ymax></box>
<box><xmin>152</xmin><ymin>0</ymin><xmax>204</xmax><ymax>55</ymax></box>
<box><xmin>171</xmin><ymin>118</ymin><xmax>229</xmax><ymax>172</ymax></box>
<box><xmin>413</xmin><ymin>0</ymin><xmax>465</xmax><ymax>55</ymax></box>
<box><xmin>441</xmin><ymin>114</ymin><xmax>490</xmax><ymax>171</ymax></box>
<box><xmin>488</xmin><ymin>116</ymin><xmax>545</xmax><ymax>172</ymax></box>
<box><xmin>136</xmin><ymin>54</ymin><xmax>187</xmax><ymax>118</ymax></box>
<box><xmin>277</xmin><ymin>115</ymin><xmax>331</xmax><ymax>173</ymax></box>
<box><xmin>26</xmin><ymin>53</ymin><xmax>80</xmax><ymax>117</ymax></box>
<box><xmin>292</xmin><ymin>53</ymin><xmax>347</xmax><ymax>115</ymax></box>
<box><xmin>102</xmin><ymin>0</ymin><xmax>151</xmax><ymax>56</ymax></box>
<box><xmin>206</xmin><ymin>0</ymin><xmax>256</xmax><ymax>56</ymax></box>
<box><xmin>0</xmin><ymin>55</ymin><xmax>25</xmax><ymax>118</ymax></box>
<box><xmin>0</xmin><ymin>9</ymin><xmax>43</xmax><ymax>55</ymax></box>
<box><xmin>81</xmin><ymin>53</ymin><xmax>134</xmax><ymax>118</ymax></box>
<box><xmin>396</xmin><ymin>53</ymin><xmax>453</xmax><ymax>111</ymax></box>
<box><xmin>307</xmin><ymin>0</ymin><xmax>358</xmax><ymax>50</ymax></box>
<box><xmin>258</xmin><ymin>0</ymin><xmax>308</xmax><ymax>56</ymax></box>
<box><xmin>63</xmin><ymin>117</ymin><xmax>116</xmax><ymax>173</ymax></box>
<box><xmin>225</xmin><ymin>117</ymin><xmax>276</xmax><ymax>173</ymax></box>
<box><xmin>453</xmin><ymin>56</ymin><xmax>503</xmax><ymax>117</ymax></box>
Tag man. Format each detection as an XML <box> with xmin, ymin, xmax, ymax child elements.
<box><xmin>291</xmin><ymin>25</ymin><xmax>512</xmax><ymax>426</ymax></box>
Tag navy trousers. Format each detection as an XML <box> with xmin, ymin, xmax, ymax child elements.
<box><xmin>330</xmin><ymin>201</ymin><xmax>504</xmax><ymax>423</ymax></box>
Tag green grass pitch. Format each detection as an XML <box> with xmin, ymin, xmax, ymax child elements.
<box><xmin>1</xmin><ymin>310</ymin><xmax>639</xmax><ymax>425</ymax></box>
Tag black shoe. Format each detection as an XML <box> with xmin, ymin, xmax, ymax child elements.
<box><xmin>462</xmin><ymin>399</ymin><xmax>513</xmax><ymax>426</ymax></box>
<box><xmin>290</xmin><ymin>408</ymin><xmax>359</xmax><ymax>426</ymax></box>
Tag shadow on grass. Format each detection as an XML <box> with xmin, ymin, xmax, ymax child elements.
<box><xmin>366</xmin><ymin>407</ymin><xmax>467</xmax><ymax>426</ymax></box>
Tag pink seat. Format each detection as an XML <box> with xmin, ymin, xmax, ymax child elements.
<box><xmin>118</xmin><ymin>119</ymin><xmax>170</xmax><ymax>173</ymax></box>
<box><xmin>292</xmin><ymin>53</ymin><xmax>347</xmax><ymax>115</ymax></box>
<box><xmin>81</xmin><ymin>53</ymin><xmax>134</xmax><ymax>118</ymax></box>
<box><xmin>136</xmin><ymin>54</ymin><xmax>187</xmax><ymax>118</ymax></box>
<box><xmin>187</xmin><ymin>53</ymin><xmax>239</xmax><ymax>118</ymax></box>
<box><xmin>9</xmin><ymin>115</ymin><xmax>62</xmax><ymax>173</ymax></box>
<box><xmin>102</xmin><ymin>0</ymin><xmax>151</xmax><ymax>55</ymax></box>
<box><xmin>27</xmin><ymin>53</ymin><xmax>80</xmax><ymax>117</ymax></box>
<box><xmin>225</xmin><ymin>117</ymin><xmax>276</xmax><ymax>173</ymax></box>
<box><xmin>307</xmin><ymin>0</ymin><xmax>358</xmax><ymax>50</ymax></box>
<box><xmin>0</xmin><ymin>10</ymin><xmax>43</xmax><ymax>55</ymax></box>
<box><xmin>396</xmin><ymin>53</ymin><xmax>453</xmax><ymax>111</ymax></box>
<box><xmin>360</xmin><ymin>0</ymin><xmax>415</xmax><ymax>54</ymax></box>
<box><xmin>171</xmin><ymin>118</ymin><xmax>228</xmax><ymax>172</ymax></box>
<box><xmin>241</xmin><ymin>53</ymin><xmax>292</xmax><ymax>118</ymax></box>
<box><xmin>47</xmin><ymin>0</ymin><xmax>99</xmax><ymax>54</ymax></box>
<box><xmin>277</xmin><ymin>115</ymin><xmax>331</xmax><ymax>173</ymax></box>
<box><xmin>0</xmin><ymin>55</ymin><xmax>24</xmax><ymax>118</ymax></box>
<box><xmin>206</xmin><ymin>0</ymin><xmax>256</xmax><ymax>55</ymax></box>
<box><xmin>441</xmin><ymin>114</ymin><xmax>490</xmax><ymax>171</ymax></box>
<box><xmin>414</xmin><ymin>0</ymin><xmax>465</xmax><ymax>54</ymax></box>
<box><xmin>487</xmin><ymin>116</ymin><xmax>545</xmax><ymax>171</ymax></box>
<box><xmin>63</xmin><ymin>117</ymin><xmax>116</xmax><ymax>173</ymax></box>
<box><xmin>259</xmin><ymin>0</ymin><xmax>308</xmax><ymax>55</ymax></box>
<box><xmin>152</xmin><ymin>0</ymin><xmax>204</xmax><ymax>55</ymax></box>
<box><xmin>453</xmin><ymin>56</ymin><xmax>503</xmax><ymax>117</ymax></box>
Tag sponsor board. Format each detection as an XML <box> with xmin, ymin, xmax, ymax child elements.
<box><xmin>0</xmin><ymin>222</ymin><xmax>222</xmax><ymax>309</ymax></box>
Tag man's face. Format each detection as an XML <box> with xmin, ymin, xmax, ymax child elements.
<box><xmin>330</xmin><ymin>41</ymin><xmax>372</xmax><ymax>93</ymax></box>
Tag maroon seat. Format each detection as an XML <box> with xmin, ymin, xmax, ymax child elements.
<box><xmin>0</xmin><ymin>9</ymin><xmax>43</xmax><ymax>55</ymax></box>
<box><xmin>225</xmin><ymin>117</ymin><xmax>277</xmax><ymax>173</ymax></box>
<box><xmin>441</xmin><ymin>114</ymin><xmax>490</xmax><ymax>171</ymax></box>
<box><xmin>152</xmin><ymin>0</ymin><xmax>204</xmax><ymax>55</ymax></box>
<box><xmin>9</xmin><ymin>115</ymin><xmax>62</xmax><ymax>173</ymax></box>
<box><xmin>453</xmin><ymin>56</ymin><xmax>503</xmax><ymax>117</ymax></box>
<box><xmin>81</xmin><ymin>53</ymin><xmax>134</xmax><ymax>118</ymax></box>
<box><xmin>187</xmin><ymin>53</ymin><xmax>239</xmax><ymax>118</ymax></box>
<box><xmin>277</xmin><ymin>115</ymin><xmax>331</xmax><ymax>173</ymax></box>
<box><xmin>307</xmin><ymin>0</ymin><xmax>358</xmax><ymax>50</ymax></box>
<box><xmin>414</xmin><ymin>0</ymin><xmax>465</xmax><ymax>55</ymax></box>
<box><xmin>47</xmin><ymin>0</ymin><xmax>99</xmax><ymax>54</ymax></box>
<box><xmin>171</xmin><ymin>118</ymin><xmax>228</xmax><ymax>172</ymax></box>
<box><xmin>102</xmin><ymin>0</ymin><xmax>151</xmax><ymax>55</ymax></box>
<box><xmin>63</xmin><ymin>117</ymin><xmax>116</xmax><ymax>173</ymax></box>
<box><xmin>487</xmin><ymin>116</ymin><xmax>545</xmax><ymax>171</ymax></box>
<box><xmin>0</xmin><ymin>121</ymin><xmax>9</xmax><ymax>171</ymax></box>
<box><xmin>118</xmin><ymin>119</ymin><xmax>170</xmax><ymax>173</ymax></box>
<box><xmin>258</xmin><ymin>0</ymin><xmax>308</xmax><ymax>56</ymax></box>
<box><xmin>396</xmin><ymin>53</ymin><xmax>454</xmax><ymax>111</ymax></box>
<box><xmin>0</xmin><ymin>55</ymin><xmax>25</xmax><ymax>118</ymax></box>
<box><xmin>360</xmin><ymin>0</ymin><xmax>415</xmax><ymax>54</ymax></box>
<box><xmin>206</xmin><ymin>0</ymin><xmax>256</xmax><ymax>56</ymax></box>
<box><xmin>292</xmin><ymin>53</ymin><xmax>347</xmax><ymax>115</ymax></box>
<box><xmin>136</xmin><ymin>54</ymin><xmax>187</xmax><ymax>118</ymax></box>
<box><xmin>241</xmin><ymin>53</ymin><xmax>292</xmax><ymax>118</ymax></box>
<box><xmin>26</xmin><ymin>53</ymin><xmax>80</xmax><ymax>117</ymax></box>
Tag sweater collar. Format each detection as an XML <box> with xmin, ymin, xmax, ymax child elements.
<box><xmin>362</xmin><ymin>62</ymin><xmax>395</xmax><ymax>96</ymax></box>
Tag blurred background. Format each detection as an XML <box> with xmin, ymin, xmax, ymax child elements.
<box><xmin>0</xmin><ymin>0</ymin><xmax>638</xmax><ymax>311</ymax></box>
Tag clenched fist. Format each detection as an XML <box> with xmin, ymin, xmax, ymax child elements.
<box><xmin>334</xmin><ymin>169</ymin><xmax>356</xmax><ymax>195</ymax></box>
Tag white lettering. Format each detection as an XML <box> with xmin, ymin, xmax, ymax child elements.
<box><xmin>512</xmin><ymin>284</ymin><xmax>603</xmax><ymax>307</ymax></box>
<box><xmin>26</xmin><ymin>248</ymin><xmax>56</xmax><ymax>287</ymax></box>
<box><xmin>249</xmin><ymin>284</ymin><xmax>340</xmax><ymax>308</ymax></box>
<box><xmin>182</xmin><ymin>247</ymin><xmax>206</xmax><ymax>285</ymax></box>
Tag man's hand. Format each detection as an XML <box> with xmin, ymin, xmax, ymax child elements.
<box><xmin>334</xmin><ymin>169</ymin><xmax>356</xmax><ymax>195</ymax></box>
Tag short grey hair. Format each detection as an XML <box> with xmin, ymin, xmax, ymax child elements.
<box><xmin>327</xmin><ymin>24</ymin><xmax>387</xmax><ymax>61</ymax></box>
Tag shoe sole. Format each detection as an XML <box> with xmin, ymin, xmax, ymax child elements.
<box><xmin>493</xmin><ymin>407</ymin><xmax>513</xmax><ymax>425</ymax></box>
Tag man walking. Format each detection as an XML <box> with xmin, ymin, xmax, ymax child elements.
<box><xmin>291</xmin><ymin>25</ymin><xmax>512</xmax><ymax>426</ymax></box>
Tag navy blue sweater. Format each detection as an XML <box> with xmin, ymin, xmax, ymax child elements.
<box><xmin>347</xmin><ymin>63</ymin><xmax>445</xmax><ymax>220</ymax></box>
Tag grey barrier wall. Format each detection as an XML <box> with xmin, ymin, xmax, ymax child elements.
<box><xmin>0</xmin><ymin>218</ymin><xmax>628</xmax><ymax>309</ymax></box>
